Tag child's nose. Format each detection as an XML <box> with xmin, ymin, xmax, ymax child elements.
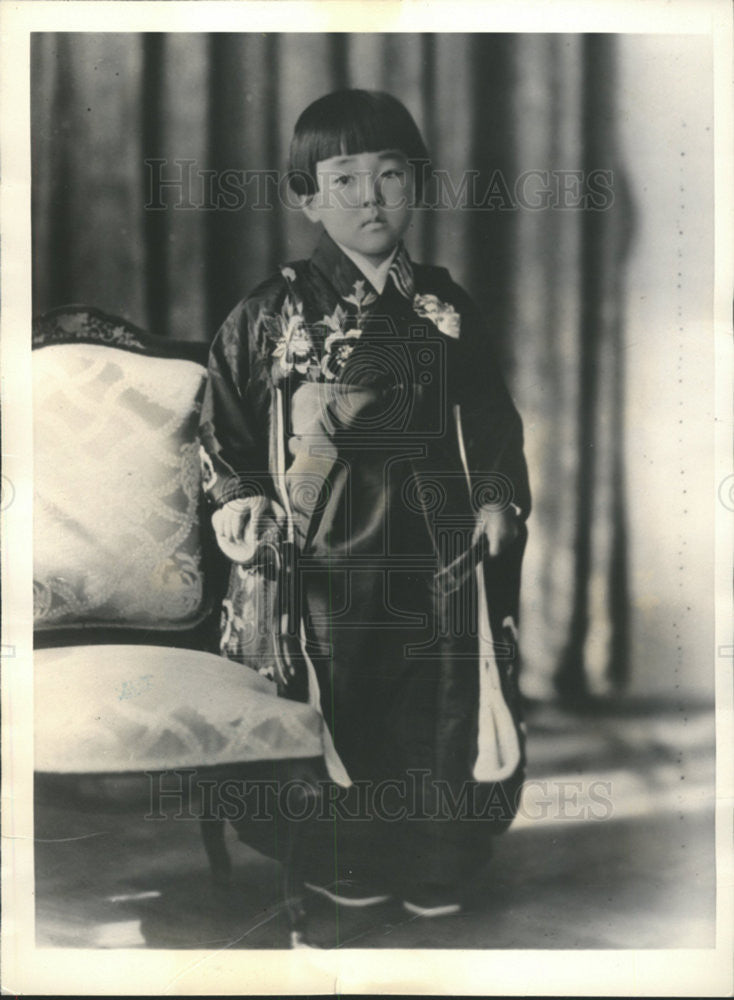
<box><xmin>360</xmin><ymin>174</ymin><xmax>383</xmax><ymax>207</ymax></box>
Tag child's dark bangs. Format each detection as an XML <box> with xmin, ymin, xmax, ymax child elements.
<box><xmin>307</xmin><ymin>114</ymin><xmax>413</xmax><ymax>165</ymax></box>
<box><xmin>288</xmin><ymin>90</ymin><xmax>429</xmax><ymax>194</ymax></box>
<box><xmin>335</xmin><ymin>113</ymin><xmax>410</xmax><ymax>159</ymax></box>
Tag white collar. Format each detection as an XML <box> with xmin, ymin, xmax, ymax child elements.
<box><xmin>335</xmin><ymin>242</ymin><xmax>399</xmax><ymax>295</ymax></box>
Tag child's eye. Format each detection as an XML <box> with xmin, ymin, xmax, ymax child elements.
<box><xmin>333</xmin><ymin>174</ymin><xmax>352</xmax><ymax>187</ymax></box>
<box><xmin>382</xmin><ymin>169</ymin><xmax>405</xmax><ymax>181</ymax></box>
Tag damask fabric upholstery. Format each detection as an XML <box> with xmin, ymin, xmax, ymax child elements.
<box><xmin>34</xmin><ymin>344</ymin><xmax>207</xmax><ymax>629</ymax></box>
<box><xmin>34</xmin><ymin>645</ymin><xmax>325</xmax><ymax>772</ymax></box>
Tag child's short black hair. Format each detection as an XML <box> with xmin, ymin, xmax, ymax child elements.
<box><xmin>288</xmin><ymin>89</ymin><xmax>430</xmax><ymax>199</ymax></box>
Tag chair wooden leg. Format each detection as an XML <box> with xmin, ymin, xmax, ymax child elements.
<box><xmin>200</xmin><ymin>818</ymin><xmax>232</xmax><ymax>886</ymax></box>
<box><xmin>283</xmin><ymin>846</ymin><xmax>309</xmax><ymax>947</ymax></box>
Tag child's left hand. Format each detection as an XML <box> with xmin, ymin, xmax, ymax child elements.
<box><xmin>474</xmin><ymin>505</ymin><xmax>522</xmax><ymax>557</ymax></box>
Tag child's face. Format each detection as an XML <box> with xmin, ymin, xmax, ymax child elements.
<box><xmin>302</xmin><ymin>150</ymin><xmax>414</xmax><ymax>265</ymax></box>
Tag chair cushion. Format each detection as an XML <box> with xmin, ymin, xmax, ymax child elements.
<box><xmin>34</xmin><ymin>645</ymin><xmax>324</xmax><ymax>772</ymax></box>
<box><xmin>34</xmin><ymin>344</ymin><xmax>207</xmax><ymax>630</ymax></box>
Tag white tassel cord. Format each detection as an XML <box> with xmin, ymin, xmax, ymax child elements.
<box><xmin>453</xmin><ymin>404</ymin><xmax>522</xmax><ymax>782</ymax></box>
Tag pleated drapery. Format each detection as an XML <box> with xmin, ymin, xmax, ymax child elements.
<box><xmin>31</xmin><ymin>33</ymin><xmax>632</xmax><ymax>700</ymax></box>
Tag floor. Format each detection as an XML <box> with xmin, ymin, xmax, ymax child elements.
<box><xmin>34</xmin><ymin>696</ymin><xmax>716</xmax><ymax>950</ymax></box>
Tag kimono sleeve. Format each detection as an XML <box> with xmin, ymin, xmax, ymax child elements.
<box><xmin>198</xmin><ymin>298</ymin><xmax>275</xmax><ymax>508</ymax></box>
<box><xmin>450</xmin><ymin>283</ymin><xmax>532</xmax><ymax>520</ymax></box>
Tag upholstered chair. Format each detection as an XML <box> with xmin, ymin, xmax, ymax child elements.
<box><xmin>32</xmin><ymin>306</ymin><xmax>326</xmax><ymax>943</ymax></box>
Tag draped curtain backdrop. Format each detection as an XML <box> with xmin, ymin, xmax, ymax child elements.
<box><xmin>31</xmin><ymin>33</ymin><xmax>632</xmax><ymax>701</ymax></box>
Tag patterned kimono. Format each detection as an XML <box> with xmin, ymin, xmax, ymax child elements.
<box><xmin>199</xmin><ymin>231</ymin><xmax>531</xmax><ymax>895</ymax></box>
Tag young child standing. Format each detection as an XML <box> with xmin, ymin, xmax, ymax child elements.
<box><xmin>199</xmin><ymin>90</ymin><xmax>531</xmax><ymax>923</ymax></box>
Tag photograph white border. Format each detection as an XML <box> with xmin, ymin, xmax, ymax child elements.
<box><xmin>2</xmin><ymin>1</ymin><xmax>732</xmax><ymax>995</ymax></box>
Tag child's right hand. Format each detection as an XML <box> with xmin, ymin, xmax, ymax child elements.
<box><xmin>212</xmin><ymin>496</ymin><xmax>284</xmax><ymax>562</ymax></box>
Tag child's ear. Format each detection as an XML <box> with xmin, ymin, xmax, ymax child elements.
<box><xmin>299</xmin><ymin>195</ymin><xmax>320</xmax><ymax>223</ymax></box>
